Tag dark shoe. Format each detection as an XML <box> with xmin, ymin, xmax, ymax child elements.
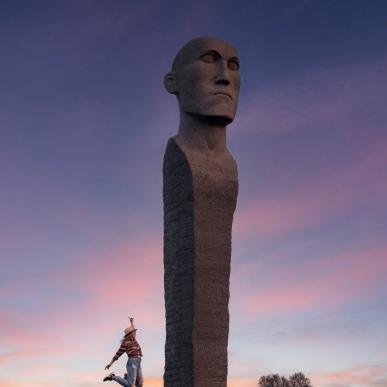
<box><xmin>103</xmin><ymin>373</ymin><xmax>115</xmax><ymax>382</ymax></box>
<box><xmin>124</xmin><ymin>373</ymin><xmax>127</xmax><ymax>379</ymax></box>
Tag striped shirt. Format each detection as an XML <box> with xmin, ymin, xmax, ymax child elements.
<box><xmin>113</xmin><ymin>336</ymin><xmax>143</xmax><ymax>361</ymax></box>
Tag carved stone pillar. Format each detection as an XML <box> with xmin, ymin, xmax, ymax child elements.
<box><xmin>163</xmin><ymin>137</ymin><xmax>238</xmax><ymax>387</ymax></box>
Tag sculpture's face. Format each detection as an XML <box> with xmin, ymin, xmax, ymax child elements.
<box><xmin>169</xmin><ymin>37</ymin><xmax>241</xmax><ymax>123</ymax></box>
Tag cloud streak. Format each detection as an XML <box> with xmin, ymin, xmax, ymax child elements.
<box><xmin>236</xmin><ymin>57</ymin><xmax>387</xmax><ymax>134</ymax></box>
<box><xmin>238</xmin><ymin>245</ymin><xmax>387</xmax><ymax>316</ymax></box>
<box><xmin>234</xmin><ymin>136</ymin><xmax>387</xmax><ymax>240</ymax></box>
<box><xmin>312</xmin><ymin>364</ymin><xmax>387</xmax><ymax>387</ymax></box>
<box><xmin>0</xmin><ymin>236</ymin><xmax>164</xmax><ymax>354</ymax></box>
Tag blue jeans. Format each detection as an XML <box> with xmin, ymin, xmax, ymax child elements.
<box><xmin>112</xmin><ymin>357</ymin><xmax>143</xmax><ymax>387</ymax></box>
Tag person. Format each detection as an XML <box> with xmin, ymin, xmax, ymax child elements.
<box><xmin>103</xmin><ymin>317</ymin><xmax>143</xmax><ymax>387</ymax></box>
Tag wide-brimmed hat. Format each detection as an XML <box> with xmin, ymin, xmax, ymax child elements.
<box><xmin>124</xmin><ymin>326</ymin><xmax>137</xmax><ymax>336</ymax></box>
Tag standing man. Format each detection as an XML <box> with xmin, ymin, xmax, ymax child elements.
<box><xmin>103</xmin><ymin>317</ymin><xmax>143</xmax><ymax>387</ymax></box>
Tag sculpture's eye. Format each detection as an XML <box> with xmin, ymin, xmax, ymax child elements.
<box><xmin>228</xmin><ymin>58</ymin><xmax>240</xmax><ymax>71</ymax></box>
<box><xmin>200</xmin><ymin>52</ymin><xmax>218</xmax><ymax>63</ymax></box>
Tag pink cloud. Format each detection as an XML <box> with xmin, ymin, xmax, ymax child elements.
<box><xmin>312</xmin><ymin>364</ymin><xmax>387</xmax><ymax>386</ymax></box>
<box><xmin>240</xmin><ymin>245</ymin><xmax>387</xmax><ymax>315</ymax></box>
<box><xmin>234</xmin><ymin>139</ymin><xmax>387</xmax><ymax>240</ymax></box>
<box><xmin>54</xmin><ymin>236</ymin><xmax>164</xmax><ymax>324</ymax></box>
<box><xmin>0</xmin><ymin>381</ymin><xmax>55</xmax><ymax>387</ymax></box>
<box><xmin>0</xmin><ymin>236</ymin><xmax>164</xmax><ymax>356</ymax></box>
<box><xmin>0</xmin><ymin>308</ymin><xmax>63</xmax><ymax>350</ymax></box>
<box><xmin>0</xmin><ymin>348</ymin><xmax>77</xmax><ymax>366</ymax></box>
<box><xmin>0</xmin><ymin>379</ymin><xmax>78</xmax><ymax>387</ymax></box>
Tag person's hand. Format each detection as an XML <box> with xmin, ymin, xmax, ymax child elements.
<box><xmin>105</xmin><ymin>364</ymin><xmax>111</xmax><ymax>370</ymax></box>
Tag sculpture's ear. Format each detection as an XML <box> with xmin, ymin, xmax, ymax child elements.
<box><xmin>164</xmin><ymin>72</ymin><xmax>177</xmax><ymax>94</ymax></box>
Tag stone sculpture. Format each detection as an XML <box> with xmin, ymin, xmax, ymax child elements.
<box><xmin>163</xmin><ymin>36</ymin><xmax>240</xmax><ymax>387</ymax></box>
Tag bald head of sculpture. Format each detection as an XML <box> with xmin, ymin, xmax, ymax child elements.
<box><xmin>164</xmin><ymin>36</ymin><xmax>241</xmax><ymax>126</ymax></box>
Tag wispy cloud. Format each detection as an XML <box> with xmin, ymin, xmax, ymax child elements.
<box><xmin>0</xmin><ymin>348</ymin><xmax>78</xmax><ymax>366</ymax></box>
<box><xmin>312</xmin><ymin>364</ymin><xmax>387</xmax><ymax>387</ymax></box>
<box><xmin>0</xmin><ymin>237</ymin><xmax>163</xmax><ymax>354</ymax></box>
<box><xmin>236</xmin><ymin>57</ymin><xmax>387</xmax><ymax>134</ymax></box>
<box><xmin>238</xmin><ymin>245</ymin><xmax>387</xmax><ymax>316</ymax></box>
<box><xmin>0</xmin><ymin>381</ymin><xmax>55</xmax><ymax>387</ymax></box>
<box><xmin>234</xmin><ymin>137</ymin><xmax>387</xmax><ymax>240</ymax></box>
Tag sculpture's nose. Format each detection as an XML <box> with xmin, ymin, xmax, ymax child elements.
<box><xmin>214</xmin><ymin>60</ymin><xmax>231</xmax><ymax>86</ymax></box>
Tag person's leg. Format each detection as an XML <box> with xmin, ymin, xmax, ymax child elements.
<box><xmin>126</xmin><ymin>358</ymin><xmax>138</xmax><ymax>387</ymax></box>
<box><xmin>135</xmin><ymin>359</ymin><xmax>143</xmax><ymax>387</ymax></box>
<box><xmin>111</xmin><ymin>375</ymin><xmax>129</xmax><ymax>387</ymax></box>
<box><xmin>110</xmin><ymin>359</ymin><xmax>134</xmax><ymax>387</ymax></box>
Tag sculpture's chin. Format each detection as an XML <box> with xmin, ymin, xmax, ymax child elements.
<box><xmin>182</xmin><ymin>99</ymin><xmax>236</xmax><ymax>126</ymax></box>
<box><xmin>202</xmin><ymin>115</ymin><xmax>233</xmax><ymax>126</ymax></box>
<box><xmin>187</xmin><ymin>112</ymin><xmax>233</xmax><ymax>126</ymax></box>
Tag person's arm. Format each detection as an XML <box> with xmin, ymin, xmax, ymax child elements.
<box><xmin>129</xmin><ymin>316</ymin><xmax>137</xmax><ymax>338</ymax></box>
<box><xmin>105</xmin><ymin>343</ymin><xmax>126</xmax><ymax>370</ymax></box>
<box><xmin>104</xmin><ymin>359</ymin><xmax>114</xmax><ymax>370</ymax></box>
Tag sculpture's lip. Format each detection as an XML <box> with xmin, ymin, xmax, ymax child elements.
<box><xmin>214</xmin><ymin>92</ymin><xmax>233</xmax><ymax>100</ymax></box>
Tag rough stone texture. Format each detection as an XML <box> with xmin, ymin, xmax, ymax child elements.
<box><xmin>163</xmin><ymin>137</ymin><xmax>238</xmax><ymax>387</ymax></box>
<box><xmin>163</xmin><ymin>138</ymin><xmax>195</xmax><ymax>387</ymax></box>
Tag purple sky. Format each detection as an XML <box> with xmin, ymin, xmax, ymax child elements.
<box><xmin>1</xmin><ymin>1</ymin><xmax>387</xmax><ymax>386</ymax></box>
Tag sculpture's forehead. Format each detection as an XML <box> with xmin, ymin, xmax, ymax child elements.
<box><xmin>173</xmin><ymin>37</ymin><xmax>239</xmax><ymax>70</ymax></box>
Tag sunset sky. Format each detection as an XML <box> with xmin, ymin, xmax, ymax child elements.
<box><xmin>1</xmin><ymin>1</ymin><xmax>387</xmax><ymax>386</ymax></box>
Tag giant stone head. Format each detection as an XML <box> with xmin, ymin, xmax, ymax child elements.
<box><xmin>164</xmin><ymin>36</ymin><xmax>241</xmax><ymax>125</ymax></box>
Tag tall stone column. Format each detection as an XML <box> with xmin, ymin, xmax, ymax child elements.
<box><xmin>163</xmin><ymin>138</ymin><xmax>238</xmax><ymax>387</ymax></box>
<box><xmin>162</xmin><ymin>36</ymin><xmax>240</xmax><ymax>387</ymax></box>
